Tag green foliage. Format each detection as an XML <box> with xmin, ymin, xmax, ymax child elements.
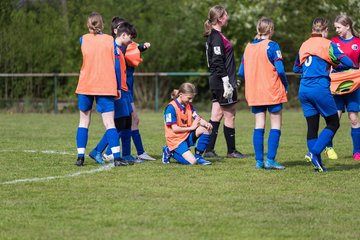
<box><xmin>1</xmin><ymin>0</ymin><xmax>360</xmax><ymax>107</ymax></box>
<box><xmin>1</xmin><ymin>111</ymin><xmax>360</xmax><ymax>239</ymax></box>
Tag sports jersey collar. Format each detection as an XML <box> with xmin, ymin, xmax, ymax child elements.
<box><xmin>337</xmin><ymin>36</ymin><xmax>355</xmax><ymax>43</ymax></box>
<box><xmin>174</xmin><ymin>99</ymin><xmax>186</xmax><ymax>112</ymax></box>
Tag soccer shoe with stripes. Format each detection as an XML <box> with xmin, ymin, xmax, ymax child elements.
<box><xmin>75</xmin><ymin>157</ymin><xmax>84</xmax><ymax>166</ymax></box>
<box><xmin>255</xmin><ymin>160</ymin><xmax>265</xmax><ymax>169</ymax></box>
<box><xmin>195</xmin><ymin>156</ymin><xmax>212</xmax><ymax>165</ymax></box>
<box><xmin>265</xmin><ymin>159</ymin><xmax>285</xmax><ymax>170</ymax></box>
<box><xmin>227</xmin><ymin>150</ymin><xmax>247</xmax><ymax>159</ymax></box>
<box><xmin>203</xmin><ymin>150</ymin><xmax>223</xmax><ymax>158</ymax></box>
<box><xmin>324</xmin><ymin>147</ymin><xmax>338</xmax><ymax>160</ymax></box>
<box><xmin>89</xmin><ymin>149</ymin><xmax>105</xmax><ymax>165</ymax></box>
<box><xmin>137</xmin><ymin>152</ymin><xmax>156</xmax><ymax>161</ymax></box>
<box><xmin>162</xmin><ymin>146</ymin><xmax>171</xmax><ymax>164</ymax></box>
<box><xmin>114</xmin><ymin>158</ymin><xmax>130</xmax><ymax>167</ymax></box>
<box><xmin>305</xmin><ymin>152</ymin><xmax>325</xmax><ymax>172</ymax></box>
<box><xmin>123</xmin><ymin>155</ymin><xmax>143</xmax><ymax>164</ymax></box>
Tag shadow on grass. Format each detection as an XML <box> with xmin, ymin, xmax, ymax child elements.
<box><xmin>327</xmin><ymin>163</ymin><xmax>360</xmax><ymax>171</ymax></box>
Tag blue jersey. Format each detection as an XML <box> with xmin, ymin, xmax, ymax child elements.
<box><xmin>238</xmin><ymin>39</ymin><xmax>288</xmax><ymax>91</ymax></box>
<box><xmin>164</xmin><ymin>99</ymin><xmax>199</xmax><ymax>126</ymax></box>
<box><xmin>293</xmin><ymin>42</ymin><xmax>353</xmax><ymax>88</ymax></box>
<box><xmin>114</xmin><ymin>43</ymin><xmax>126</xmax><ymax>91</ymax></box>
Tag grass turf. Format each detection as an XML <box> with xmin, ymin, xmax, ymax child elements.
<box><xmin>1</xmin><ymin>111</ymin><xmax>360</xmax><ymax>240</ymax></box>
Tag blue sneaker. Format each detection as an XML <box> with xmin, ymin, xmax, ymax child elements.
<box><xmin>305</xmin><ymin>152</ymin><xmax>324</xmax><ymax>172</ymax></box>
<box><xmin>123</xmin><ymin>155</ymin><xmax>143</xmax><ymax>164</ymax></box>
<box><xmin>162</xmin><ymin>146</ymin><xmax>171</xmax><ymax>164</ymax></box>
<box><xmin>255</xmin><ymin>160</ymin><xmax>264</xmax><ymax>169</ymax></box>
<box><xmin>265</xmin><ymin>159</ymin><xmax>285</xmax><ymax>170</ymax></box>
<box><xmin>195</xmin><ymin>155</ymin><xmax>212</xmax><ymax>165</ymax></box>
<box><xmin>89</xmin><ymin>149</ymin><xmax>105</xmax><ymax>165</ymax></box>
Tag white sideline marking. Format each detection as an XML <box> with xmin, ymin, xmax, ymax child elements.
<box><xmin>1</xmin><ymin>164</ymin><xmax>114</xmax><ymax>185</ymax></box>
<box><xmin>0</xmin><ymin>149</ymin><xmax>114</xmax><ymax>185</ymax></box>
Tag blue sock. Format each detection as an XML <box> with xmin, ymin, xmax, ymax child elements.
<box><xmin>94</xmin><ymin>134</ymin><xmax>108</xmax><ymax>153</ymax></box>
<box><xmin>76</xmin><ymin>127</ymin><xmax>88</xmax><ymax>158</ymax></box>
<box><xmin>351</xmin><ymin>127</ymin><xmax>360</xmax><ymax>154</ymax></box>
<box><xmin>121</xmin><ymin>129</ymin><xmax>132</xmax><ymax>157</ymax></box>
<box><xmin>105</xmin><ymin>128</ymin><xmax>121</xmax><ymax>159</ymax></box>
<box><xmin>195</xmin><ymin>134</ymin><xmax>210</xmax><ymax>153</ymax></box>
<box><xmin>253</xmin><ymin>128</ymin><xmax>265</xmax><ymax>161</ymax></box>
<box><xmin>307</xmin><ymin>139</ymin><xmax>317</xmax><ymax>152</ymax></box>
<box><xmin>312</xmin><ymin>128</ymin><xmax>334</xmax><ymax>155</ymax></box>
<box><xmin>131</xmin><ymin>129</ymin><xmax>145</xmax><ymax>155</ymax></box>
<box><xmin>267</xmin><ymin>129</ymin><xmax>281</xmax><ymax>160</ymax></box>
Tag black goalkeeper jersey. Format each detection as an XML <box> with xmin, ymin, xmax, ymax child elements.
<box><xmin>205</xmin><ymin>29</ymin><xmax>237</xmax><ymax>90</ymax></box>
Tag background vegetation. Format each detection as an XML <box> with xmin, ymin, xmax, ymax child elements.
<box><xmin>1</xmin><ymin>0</ymin><xmax>360</xmax><ymax>111</ymax></box>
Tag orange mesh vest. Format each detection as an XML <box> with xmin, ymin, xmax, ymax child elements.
<box><xmin>243</xmin><ymin>39</ymin><xmax>287</xmax><ymax>106</ymax></box>
<box><xmin>116</xmin><ymin>47</ymin><xmax>128</xmax><ymax>91</ymax></box>
<box><xmin>299</xmin><ymin>37</ymin><xmax>337</xmax><ymax>66</ymax></box>
<box><xmin>76</xmin><ymin>33</ymin><xmax>117</xmax><ymax>96</ymax></box>
<box><xmin>125</xmin><ymin>42</ymin><xmax>143</xmax><ymax>67</ymax></box>
<box><xmin>330</xmin><ymin>69</ymin><xmax>360</xmax><ymax>95</ymax></box>
<box><xmin>164</xmin><ymin>101</ymin><xmax>193</xmax><ymax>151</ymax></box>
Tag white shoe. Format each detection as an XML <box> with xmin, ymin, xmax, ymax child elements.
<box><xmin>102</xmin><ymin>153</ymin><xmax>114</xmax><ymax>161</ymax></box>
<box><xmin>137</xmin><ymin>152</ymin><xmax>156</xmax><ymax>161</ymax></box>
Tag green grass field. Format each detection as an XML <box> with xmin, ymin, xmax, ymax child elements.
<box><xmin>1</xmin><ymin>111</ymin><xmax>360</xmax><ymax>240</ymax></box>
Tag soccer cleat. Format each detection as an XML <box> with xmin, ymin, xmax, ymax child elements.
<box><xmin>324</xmin><ymin>147</ymin><xmax>338</xmax><ymax>160</ymax></box>
<box><xmin>102</xmin><ymin>153</ymin><xmax>114</xmax><ymax>162</ymax></box>
<box><xmin>114</xmin><ymin>158</ymin><xmax>130</xmax><ymax>167</ymax></box>
<box><xmin>137</xmin><ymin>152</ymin><xmax>156</xmax><ymax>161</ymax></box>
<box><xmin>265</xmin><ymin>159</ymin><xmax>285</xmax><ymax>170</ymax></box>
<box><xmin>353</xmin><ymin>152</ymin><xmax>360</xmax><ymax>161</ymax></box>
<box><xmin>255</xmin><ymin>160</ymin><xmax>265</xmax><ymax>169</ymax></box>
<box><xmin>203</xmin><ymin>150</ymin><xmax>223</xmax><ymax>158</ymax></box>
<box><xmin>162</xmin><ymin>146</ymin><xmax>172</xmax><ymax>164</ymax></box>
<box><xmin>305</xmin><ymin>152</ymin><xmax>325</xmax><ymax>172</ymax></box>
<box><xmin>226</xmin><ymin>150</ymin><xmax>247</xmax><ymax>159</ymax></box>
<box><xmin>89</xmin><ymin>149</ymin><xmax>105</xmax><ymax>165</ymax></box>
<box><xmin>75</xmin><ymin>157</ymin><xmax>84</xmax><ymax>166</ymax></box>
<box><xmin>123</xmin><ymin>155</ymin><xmax>143</xmax><ymax>164</ymax></box>
<box><xmin>195</xmin><ymin>155</ymin><xmax>212</xmax><ymax>165</ymax></box>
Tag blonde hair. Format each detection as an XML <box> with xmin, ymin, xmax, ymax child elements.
<box><xmin>87</xmin><ymin>12</ymin><xmax>104</xmax><ymax>34</ymax></box>
<box><xmin>203</xmin><ymin>5</ymin><xmax>227</xmax><ymax>37</ymax></box>
<box><xmin>312</xmin><ymin>17</ymin><xmax>328</xmax><ymax>33</ymax></box>
<box><xmin>255</xmin><ymin>17</ymin><xmax>274</xmax><ymax>40</ymax></box>
<box><xmin>171</xmin><ymin>83</ymin><xmax>197</xmax><ymax>100</ymax></box>
<box><xmin>334</xmin><ymin>15</ymin><xmax>359</xmax><ymax>38</ymax></box>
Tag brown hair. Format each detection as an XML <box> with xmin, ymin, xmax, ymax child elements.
<box><xmin>203</xmin><ymin>5</ymin><xmax>227</xmax><ymax>37</ymax></box>
<box><xmin>312</xmin><ymin>17</ymin><xmax>329</xmax><ymax>33</ymax></box>
<box><xmin>334</xmin><ymin>15</ymin><xmax>359</xmax><ymax>38</ymax></box>
<box><xmin>87</xmin><ymin>12</ymin><xmax>104</xmax><ymax>34</ymax></box>
<box><xmin>171</xmin><ymin>83</ymin><xmax>197</xmax><ymax>100</ymax></box>
<box><xmin>255</xmin><ymin>17</ymin><xmax>274</xmax><ymax>40</ymax></box>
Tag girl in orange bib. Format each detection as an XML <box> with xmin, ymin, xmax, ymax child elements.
<box><xmin>238</xmin><ymin>17</ymin><xmax>287</xmax><ymax>170</ymax></box>
<box><xmin>163</xmin><ymin>83</ymin><xmax>213</xmax><ymax>165</ymax></box>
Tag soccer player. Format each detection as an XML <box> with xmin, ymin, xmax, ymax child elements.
<box><xmin>238</xmin><ymin>17</ymin><xmax>288</xmax><ymax>170</ymax></box>
<box><xmin>75</xmin><ymin>12</ymin><xmax>127</xmax><ymax>167</ymax></box>
<box><xmin>162</xmin><ymin>83</ymin><xmax>213</xmax><ymax>165</ymax></box>
<box><xmin>88</xmin><ymin>21</ymin><xmax>136</xmax><ymax>165</ymax></box>
<box><xmin>325</xmin><ymin>15</ymin><xmax>360</xmax><ymax>161</ymax></box>
<box><xmin>203</xmin><ymin>5</ymin><xmax>246</xmax><ymax>159</ymax></box>
<box><xmin>293</xmin><ymin>17</ymin><xmax>354</xmax><ymax>172</ymax></box>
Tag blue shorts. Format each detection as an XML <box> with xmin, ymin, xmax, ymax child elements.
<box><xmin>251</xmin><ymin>104</ymin><xmax>283</xmax><ymax>114</ymax></box>
<box><xmin>173</xmin><ymin>132</ymin><xmax>197</xmax><ymax>155</ymax></box>
<box><xmin>78</xmin><ymin>94</ymin><xmax>114</xmax><ymax>113</ymax></box>
<box><xmin>128</xmin><ymin>91</ymin><xmax>134</xmax><ymax>104</ymax></box>
<box><xmin>114</xmin><ymin>91</ymin><xmax>133</xmax><ymax>118</ymax></box>
<box><xmin>333</xmin><ymin>88</ymin><xmax>360</xmax><ymax>113</ymax></box>
<box><xmin>299</xmin><ymin>85</ymin><xmax>337</xmax><ymax>117</ymax></box>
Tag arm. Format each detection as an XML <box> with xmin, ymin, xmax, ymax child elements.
<box><xmin>269</xmin><ymin>42</ymin><xmax>288</xmax><ymax>91</ymax></box>
<box><xmin>191</xmin><ymin>106</ymin><xmax>213</xmax><ymax>130</ymax></box>
<box><xmin>330</xmin><ymin>42</ymin><xmax>354</xmax><ymax>70</ymax></box>
<box><xmin>138</xmin><ymin>42</ymin><xmax>151</xmax><ymax>52</ymax></box>
<box><xmin>238</xmin><ymin>55</ymin><xmax>245</xmax><ymax>81</ymax></box>
<box><xmin>274</xmin><ymin>60</ymin><xmax>288</xmax><ymax>91</ymax></box>
<box><xmin>293</xmin><ymin>54</ymin><xmax>303</xmax><ymax>73</ymax></box>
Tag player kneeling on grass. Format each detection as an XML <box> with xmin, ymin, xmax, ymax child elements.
<box><xmin>162</xmin><ymin>83</ymin><xmax>213</xmax><ymax>165</ymax></box>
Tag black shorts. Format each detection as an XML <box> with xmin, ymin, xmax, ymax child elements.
<box><xmin>211</xmin><ymin>89</ymin><xmax>238</xmax><ymax>106</ymax></box>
